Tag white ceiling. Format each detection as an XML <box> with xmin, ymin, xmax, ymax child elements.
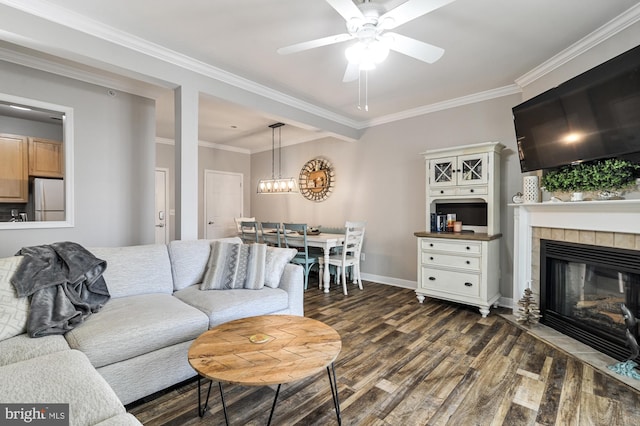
<box><xmin>5</xmin><ymin>0</ymin><xmax>640</xmax><ymax>151</ymax></box>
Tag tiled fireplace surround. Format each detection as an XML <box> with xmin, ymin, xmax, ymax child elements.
<box><xmin>529</xmin><ymin>227</ymin><xmax>640</xmax><ymax>298</ymax></box>
<box><xmin>511</xmin><ymin>199</ymin><xmax>640</xmax><ymax>391</ymax></box>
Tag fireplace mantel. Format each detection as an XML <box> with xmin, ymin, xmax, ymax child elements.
<box><xmin>511</xmin><ymin>199</ymin><xmax>640</xmax><ymax>306</ymax></box>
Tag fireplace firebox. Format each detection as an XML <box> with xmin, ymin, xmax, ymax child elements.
<box><xmin>540</xmin><ymin>239</ymin><xmax>640</xmax><ymax>362</ymax></box>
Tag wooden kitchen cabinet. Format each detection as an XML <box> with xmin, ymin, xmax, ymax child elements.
<box><xmin>0</xmin><ymin>133</ymin><xmax>29</xmax><ymax>203</ymax></box>
<box><xmin>28</xmin><ymin>137</ymin><xmax>63</xmax><ymax>178</ymax></box>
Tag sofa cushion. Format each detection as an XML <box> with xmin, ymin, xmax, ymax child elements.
<box><xmin>0</xmin><ymin>349</ymin><xmax>127</xmax><ymax>426</ymax></box>
<box><xmin>64</xmin><ymin>294</ymin><xmax>208</xmax><ymax>368</ymax></box>
<box><xmin>201</xmin><ymin>242</ymin><xmax>266</xmax><ymax>290</ymax></box>
<box><xmin>265</xmin><ymin>247</ymin><xmax>298</xmax><ymax>288</ymax></box>
<box><xmin>0</xmin><ymin>334</ymin><xmax>70</xmax><ymax>366</ymax></box>
<box><xmin>0</xmin><ymin>256</ymin><xmax>28</xmax><ymax>341</ymax></box>
<box><xmin>174</xmin><ymin>285</ymin><xmax>289</xmax><ymax>328</ymax></box>
<box><xmin>89</xmin><ymin>244</ymin><xmax>173</xmax><ymax>298</ymax></box>
<box><xmin>168</xmin><ymin>237</ymin><xmax>242</xmax><ymax>291</ymax></box>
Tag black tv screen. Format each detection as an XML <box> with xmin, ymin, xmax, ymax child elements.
<box><xmin>513</xmin><ymin>44</ymin><xmax>640</xmax><ymax>172</ymax></box>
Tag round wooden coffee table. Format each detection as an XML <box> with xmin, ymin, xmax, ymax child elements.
<box><xmin>188</xmin><ymin>315</ymin><xmax>342</xmax><ymax>425</ymax></box>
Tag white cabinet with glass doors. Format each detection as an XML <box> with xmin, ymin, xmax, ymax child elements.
<box><xmin>429</xmin><ymin>153</ymin><xmax>489</xmax><ymax>187</ymax></box>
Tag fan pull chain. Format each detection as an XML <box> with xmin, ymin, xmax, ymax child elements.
<box><xmin>357</xmin><ymin>70</ymin><xmax>362</xmax><ymax>111</ymax></box>
<box><xmin>357</xmin><ymin>69</ymin><xmax>369</xmax><ymax>112</ymax></box>
<box><xmin>365</xmin><ymin>70</ymin><xmax>369</xmax><ymax>112</ymax></box>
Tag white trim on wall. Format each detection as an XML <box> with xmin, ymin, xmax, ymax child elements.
<box><xmin>0</xmin><ymin>92</ymin><xmax>74</xmax><ymax>230</ymax></box>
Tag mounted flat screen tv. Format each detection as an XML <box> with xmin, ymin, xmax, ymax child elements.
<box><xmin>513</xmin><ymin>44</ymin><xmax>640</xmax><ymax>172</ymax></box>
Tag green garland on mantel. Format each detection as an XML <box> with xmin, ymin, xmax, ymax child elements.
<box><xmin>540</xmin><ymin>158</ymin><xmax>640</xmax><ymax>193</ymax></box>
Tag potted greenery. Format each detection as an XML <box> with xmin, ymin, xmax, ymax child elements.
<box><xmin>541</xmin><ymin>158</ymin><xmax>639</xmax><ymax>200</ymax></box>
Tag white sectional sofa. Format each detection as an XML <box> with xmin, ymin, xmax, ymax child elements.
<box><xmin>0</xmin><ymin>238</ymin><xmax>304</xmax><ymax>425</ymax></box>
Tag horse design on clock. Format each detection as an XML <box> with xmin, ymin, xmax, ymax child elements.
<box><xmin>299</xmin><ymin>157</ymin><xmax>335</xmax><ymax>201</ymax></box>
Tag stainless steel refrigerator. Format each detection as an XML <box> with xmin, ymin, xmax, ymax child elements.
<box><xmin>33</xmin><ymin>178</ymin><xmax>65</xmax><ymax>221</ymax></box>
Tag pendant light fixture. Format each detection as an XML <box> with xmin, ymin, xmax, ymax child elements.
<box><xmin>257</xmin><ymin>123</ymin><xmax>298</xmax><ymax>194</ymax></box>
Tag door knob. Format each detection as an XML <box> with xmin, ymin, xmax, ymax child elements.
<box><xmin>155</xmin><ymin>224</ymin><xmax>165</xmax><ymax>228</ymax></box>
<box><xmin>208</xmin><ymin>221</ymin><xmax>214</xmax><ymax>225</ymax></box>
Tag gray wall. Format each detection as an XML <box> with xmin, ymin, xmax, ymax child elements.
<box><xmin>0</xmin><ymin>61</ymin><xmax>156</xmax><ymax>256</ymax></box>
<box><xmin>198</xmin><ymin>145</ymin><xmax>251</xmax><ymax>238</ymax></box>
<box><xmin>156</xmin><ymin>141</ymin><xmax>252</xmax><ymax>241</ymax></box>
<box><xmin>251</xmin><ymin>94</ymin><xmax>522</xmax><ymax>294</ymax></box>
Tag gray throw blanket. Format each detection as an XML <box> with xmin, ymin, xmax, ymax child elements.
<box><xmin>11</xmin><ymin>241</ymin><xmax>110</xmax><ymax>338</ymax></box>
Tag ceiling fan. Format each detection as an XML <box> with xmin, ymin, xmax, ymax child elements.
<box><xmin>277</xmin><ymin>0</ymin><xmax>454</xmax><ymax>82</ymax></box>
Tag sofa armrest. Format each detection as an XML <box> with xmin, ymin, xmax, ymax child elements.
<box><xmin>277</xmin><ymin>263</ymin><xmax>304</xmax><ymax>316</ymax></box>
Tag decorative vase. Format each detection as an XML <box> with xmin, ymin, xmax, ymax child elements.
<box><xmin>523</xmin><ymin>176</ymin><xmax>540</xmax><ymax>203</ymax></box>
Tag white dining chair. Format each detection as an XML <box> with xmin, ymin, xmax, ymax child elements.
<box><xmin>318</xmin><ymin>221</ymin><xmax>366</xmax><ymax>295</ymax></box>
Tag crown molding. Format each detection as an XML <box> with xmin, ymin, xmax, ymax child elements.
<box><xmin>0</xmin><ymin>45</ymin><xmax>167</xmax><ymax>99</ymax></box>
<box><xmin>0</xmin><ymin>0</ymin><xmax>360</xmax><ymax>130</ymax></box>
<box><xmin>362</xmin><ymin>84</ymin><xmax>522</xmax><ymax>128</ymax></box>
<box><xmin>515</xmin><ymin>3</ymin><xmax>640</xmax><ymax>88</ymax></box>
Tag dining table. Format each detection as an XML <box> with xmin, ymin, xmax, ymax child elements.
<box><xmin>260</xmin><ymin>231</ymin><xmax>346</xmax><ymax>293</ymax></box>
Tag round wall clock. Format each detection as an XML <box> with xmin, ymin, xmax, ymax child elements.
<box><xmin>299</xmin><ymin>157</ymin><xmax>335</xmax><ymax>202</ymax></box>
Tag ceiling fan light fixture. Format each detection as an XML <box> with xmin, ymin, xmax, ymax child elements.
<box><xmin>345</xmin><ymin>39</ymin><xmax>389</xmax><ymax>67</ymax></box>
<box><xmin>380</xmin><ymin>16</ymin><xmax>395</xmax><ymax>29</ymax></box>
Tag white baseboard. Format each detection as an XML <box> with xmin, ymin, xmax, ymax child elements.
<box><xmin>498</xmin><ymin>297</ymin><xmax>514</xmax><ymax>309</ymax></box>
<box><xmin>360</xmin><ymin>273</ymin><xmax>416</xmax><ymax>289</ymax></box>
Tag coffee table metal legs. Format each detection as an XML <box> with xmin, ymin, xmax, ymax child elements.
<box><xmin>266</xmin><ymin>384</ymin><xmax>282</xmax><ymax>426</ymax></box>
<box><xmin>327</xmin><ymin>363</ymin><xmax>342</xmax><ymax>425</ymax></box>
<box><xmin>197</xmin><ymin>364</ymin><xmax>341</xmax><ymax>425</ymax></box>
<box><xmin>197</xmin><ymin>376</ymin><xmax>212</xmax><ymax>417</ymax></box>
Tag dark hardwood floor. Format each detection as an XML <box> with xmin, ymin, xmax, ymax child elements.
<box><xmin>127</xmin><ymin>280</ymin><xmax>640</xmax><ymax>425</ymax></box>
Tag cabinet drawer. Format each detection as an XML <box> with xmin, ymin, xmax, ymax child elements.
<box><xmin>429</xmin><ymin>187</ymin><xmax>456</xmax><ymax>197</ymax></box>
<box><xmin>456</xmin><ymin>186</ymin><xmax>487</xmax><ymax>196</ymax></box>
<box><xmin>421</xmin><ymin>268</ymin><xmax>480</xmax><ymax>297</ymax></box>
<box><xmin>421</xmin><ymin>239</ymin><xmax>481</xmax><ymax>254</ymax></box>
<box><xmin>422</xmin><ymin>252</ymin><xmax>480</xmax><ymax>270</ymax></box>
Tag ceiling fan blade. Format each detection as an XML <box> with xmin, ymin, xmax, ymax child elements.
<box><xmin>277</xmin><ymin>33</ymin><xmax>354</xmax><ymax>55</ymax></box>
<box><xmin>380</xmin><ymin>0</ymin><xmax>455</xmax><ymax>29</ymax></box>
<box><xmin>385</xmin><ymin>32</ymin><xmax>444</xmax><ymax>63</ymax></box>
<box><xmin>325</xmin><ymin>0</ymin><xmax>364</xmax><ymax>22</ymax></box>
<box><xmin>343</xmin><ymin>62</ymin><xmax>360</xmax><ymax>82</ymax></box>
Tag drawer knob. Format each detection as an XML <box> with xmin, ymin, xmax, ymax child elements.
<box><xmin>466</xmin><ymin>260</ymin><xmax>470</xmax><ymax>264</ymax></box>
<box><xmin>464</xmin><ymin>282</ymin><xmax>473</xmax><ymax>287</ymax></box>
<box><xmin>429</xmin><ymin>276</ymin><xmax>436</xmax><ymax>281</ymax></box>
<box><xmin>440</xmin><ymin>190</ymin><xmax>444</xmax><ymax>194</ymax></box>
<box><xmin>470</xmin><ymin>189</ymin><xmax>474</xmax><ymax>193</ymax></box>
<box><xmin>429</xmin><ymin>243</ymin><xmax>434</xmax><ymax>247</ymax></box>
<box><xmin>466</xmin><ymin>246</ymin><xmax>471</xmax><ymax>250</ymax></box>
<box><xmin>430</xmin><ymin>257</ymin><xmax>434</xmax><ymax>260</ymax></box>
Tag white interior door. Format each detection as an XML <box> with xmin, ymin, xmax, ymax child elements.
<box><xmin>154</xmin><ymin>168</ymin><xmax>169</xmax><ymax>244</ymax></box>
<box><xmin>204</xmin><ymin>170</ymin><xmax>243</xmax><ymax>239</ymax></box>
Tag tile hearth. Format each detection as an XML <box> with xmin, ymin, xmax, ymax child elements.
<box><xmin>502</xmin><ymin>314</ymin><xmax>640</xmax><ymax>393</ymax></box>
